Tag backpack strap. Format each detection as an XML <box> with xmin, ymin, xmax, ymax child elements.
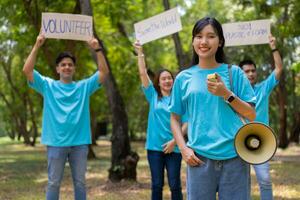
<box><xmin>228</xmin><ymin>64</ymin><xmax>247</xmax><ymax>124</ymax></box>
<box><xmin>228</xmin><ymin>64</ymin><xmax>233</xmax><ymax>92</ymax></box>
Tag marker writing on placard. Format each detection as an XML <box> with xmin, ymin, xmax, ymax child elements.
<box><xmin>42</xmin><ymin>19</ymin><xmax>92</xmax><ymax>36</ymax></box>
<box><xmin>224</xmin><ymin>28</ymin><xmax>268</xmax><ymax>40</ymax></box>
<box><xmin>136</xmin><ymin>13</ymin><xmax>178</xmax><ymax>38</ymax></box>
<box><xmin>160</xmin><ymin>13</ymin><xmax>178</xmax><ymax>28</ymax></box>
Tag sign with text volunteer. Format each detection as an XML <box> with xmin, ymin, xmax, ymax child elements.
<box><xmin>134</xmin><ymin>7</ymin><xmax>182</xmax><ymax>44</ymax></box>
<box><xmin>41</xmin><ymin>13</ymin><xmax>93</xmax><ymax>41</ymax></box>
<box><xmin>222</xmin><ymin>19</ymin><xmax>271</xmax><ymax>46</ymax></box>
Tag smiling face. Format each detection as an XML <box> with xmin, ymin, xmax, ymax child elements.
<box><xmin>192</xmin><ymin>24</ymin><xmax>221</xmax><ymax>61</ymax></box>
<box><xmin>241</xmin><ymin>64</ymin><xmax>257</xmax><ymax>85</ymax></box>
<box><xmin>56</xmin><ymin>57</ymin><xmax>75</xmax><ymax>83</ymax></box>
<box><xmin>158</xmin><ymin>71</ymin><xmax>174</xmax><ymax>94</ymax></box>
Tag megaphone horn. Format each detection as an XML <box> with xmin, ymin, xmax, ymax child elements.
<box><xmin>234</xmin><ymin>122</ymin><xmax>277</xmax><ymax>165</ymax></box>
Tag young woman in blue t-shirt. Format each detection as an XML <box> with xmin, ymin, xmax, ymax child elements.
<box><xmin>134</xmin><ymin>41</ymin><xmax>186</xmax><ymax>200</ymax></box>
<box><xmin>169</xmin><ymin>17</ymin><xmax>257</xmax><ymax>200</ymax></box>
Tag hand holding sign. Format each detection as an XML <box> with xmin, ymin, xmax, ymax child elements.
<box><xmin>133</xmin><ymin>40</ymin><xmax>144</xmax><ymax>56</ymax></box>
<box><xmin>269</xmin><ymin>35</ymin><xmax>276</xmax><ymax>50</ymax></box>
<box><xmin>35</xmin><ymin>34</ymin><xmax>46</xmax><ymax>49</ymax></box>
<box><xmin>87</xmin><ymin>37</ymin><xmax>101</xmax><ymax>50</ymax></box>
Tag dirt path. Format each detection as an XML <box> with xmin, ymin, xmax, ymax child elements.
<box><xmin>272</xmin><ymin>144</ymin><xmax>300</xmax><ymax>163</ymax></box>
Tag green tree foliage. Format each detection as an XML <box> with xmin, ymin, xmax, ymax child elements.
<box><xmin>0</xmin><ymin>0</ymin><xmax>299</xmax><ymax>146</ymax></box>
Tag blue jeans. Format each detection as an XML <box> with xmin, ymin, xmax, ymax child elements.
<box><xmin>253</xmin><ymin>162</ymin><xmax>273</xmax><ymax>200</ymax></box>
<box><xmin>147</xmin><ymin>150</ymin><xmax>183</xmax><ymax>200</ymax></box>
<box><xmin>186</xmin><ymin>154</ymin><xmax>250</xmax><ymax>200</ymax></box>
<box><xmin>46</xmin><ymin>145</ymin><xmax>88</xmax><ymax>200</ymax></box>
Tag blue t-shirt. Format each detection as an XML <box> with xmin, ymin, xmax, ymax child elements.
<box><xmin>169</xmin><ymin>64</ymin><xmax>256</xmax><ymax>160</ymax></box>
<box><xmin>142</xmin><ymin>81</ymin><xmax>185</xmax><ymax>153</ymax></box>
<box><xmin>29</xmin><ymin>70</ymin><xmax>101</xmax><ymax>146</ymax></box>
<box><xmin>253</xmin><ymin>71</ymin><xmax>278</xmax><ymax>125</ymax></box>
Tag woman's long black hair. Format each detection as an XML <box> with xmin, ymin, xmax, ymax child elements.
<box><xmin>190</xmin><ymin>17</ymin><xmax>226</xmax><ymax>66</ymax></box>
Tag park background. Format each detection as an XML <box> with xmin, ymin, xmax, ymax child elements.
<box><xmin>0</xmin><ymin>0</ymin><xmax>299</xmax><ymax>199</ymax></box>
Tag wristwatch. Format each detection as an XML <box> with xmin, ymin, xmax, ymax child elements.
<box><xmin>225</xmin><ymin>93</ymin><xmax>236</xmax><ymax>104</ymax></box>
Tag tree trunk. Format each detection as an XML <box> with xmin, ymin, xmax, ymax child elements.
<box><xmin>162</xmin><ymin>0</ymin><xmax>189</xmax><ymax>69</ymax></box>
<box><xmin>277</xmin><ymin>70</ymin><xmax>288</xmax><ymax>148</ymax></box>
<box><xmin>289</xmin><ymin>70</ymin><xmax>300</xmax><ymax>143</ymax></box>
<box><xmin>289</xmin><ymin>112</ymin><xmax>300</xmax><ymax>143</ymax></box>
<box><xmin>0</xmin><ymin>61</ymin><xmax>34</xmax><ymax>146</ymax></box>
<box><xmin>87</xmin><ymin>110</ymin><xmax>98</xmax><ymax>160</ymax></box>
<box><xmin>275</xmin><ymin>3</ymin><xmax>289</xmax><ymax>149</ymax></box>
<box><xmin>27</xmin><ymin>94</ymin><xmax>37</xmax><ymax>146</ymax></box>
<box><xmin>79</xmin><ymin>0</ymin><xmax>139</xmax><ymax>182</ymax></box>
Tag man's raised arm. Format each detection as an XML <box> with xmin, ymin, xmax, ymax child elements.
<box><xmin>23</xmin><ymin>34</ymin><xmax>46</xmax><ymax>82</ymax></box>
<box><xmin>269</xmin><ymin>35</ymin><xmax>283</xmax><ymax>80</ymax></box>
<box><xmin>87</xmin><ymin>37</ymin><xmax>109</xmax><ymax>84</ymax></box>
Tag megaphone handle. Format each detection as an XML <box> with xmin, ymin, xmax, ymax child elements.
<box><xmin>238</xmin><ymin>115</ymin><xmax>247</xmax><ymax>125</ymax></box>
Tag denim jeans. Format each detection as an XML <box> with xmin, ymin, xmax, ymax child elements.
<box><xmin>147</xmin><ymin>150</ymin><xmax>183</xmax><ymax>200</ymax></box>
<box><xmin>46</xmin><ymin>145</ymin><xmax>88</xmax><ymax>200</ymax></box>
<box><xmin>186</xmin><ymin>154</ymin><xmax>250</xmax><ymax>200</ymax></box>
<box><xmin>253</xmin><ymin>162</ymin><xmax>273</xmax><ymax>200</ymax></box>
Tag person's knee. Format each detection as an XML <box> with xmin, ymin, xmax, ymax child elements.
<box><xmin>72</xmin><ymin>180</ymin><xmax>85</xmax><ymax>192</ymax></box>
<box><xmin>259</xmin><ymin>179</ymin><xmax>272</xmax><ymax>188</ymax></box>
<box><xmin>152</xmin><ymin>180</ymin><xmax>163</xmax><ymax>187</ymax></box>
<box><xmin>168</xmin><ymin>179</ymin><xmax>181</xmax><ymax>191</ymax></box>
<box><xmin>170</xmin><ymin>186</ymin><xmax>182</xmax><ymax>194</ymax></box>
<box><xmin>73</xmin><ymin>175</ymin><xmax>86</xmax><ymax>188</ymax></box>
<box><xmin>257</xmin><ymin>174</ymin><xmax>272</xmax><ymax>186</ymax></box>
<box><xmin>48</xmin><ymin>180</ymin><xmax>61</xmax><ymax>189</ymax></box>
<box><xmin>152</xmin><ymin>183</ymin><xmax>163</xmax><ymax>191</ymax></box>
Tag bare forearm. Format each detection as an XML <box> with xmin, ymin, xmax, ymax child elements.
<box><xmin>171</xmin><ymin>114</ymin><xmax>187</xmax><ymax>150</ymax></box>
<box><xmin>137</xmin><ymin>55</ymin><xmax>150</xmax><ymax>87</ymax></box>
<box><xmin>181</xmin><ymin>122</ymin><xmax>188</xmax><ymax>136</ymax></box>
<box><xmin>269</xmin><ymin>35</ymin><xmax>283</xmax><ymax>80</ymax></box>
<box><xmin>273</xmin><ymin>50</ymin><xmax>283</xmax><ymax>80</ymax></box>
<box><xmin>23</xmin><ymin>45</ymin><xmax>39</xmax><ymax>81</ymax></box>
<box><xmin>229</xmin><ymin>96</ymin><xmax>256</xmax><ymax>121</ymax></box>
<box><xmin>134</xmin><ymin>42</ymin><xmax>150</xmax><ymax>87</ymax></box>
<box><xmin>96</xmin><ymin>51</ymin><xmax>109</xmax><ymax>84</ymax></box>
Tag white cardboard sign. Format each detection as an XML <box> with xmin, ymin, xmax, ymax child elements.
<box><xmin>41</xmin><ymin>13</ymin><xmax>93</xmax><ymax>41</ymax></box>
<box><xmin>222</xmin><ymin>19</ymin><xmax>271</xmax><ymax>46</ymax></box>
<box><xmin>134</xmin><ymin>7</ymin><xmax>182</xmax><ymax>44</ymax></box>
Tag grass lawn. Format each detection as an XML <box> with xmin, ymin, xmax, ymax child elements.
<box><xmin>0</xmin><ymin>137</ymin><xmax>299</xmax><ymax>200</ymax></box>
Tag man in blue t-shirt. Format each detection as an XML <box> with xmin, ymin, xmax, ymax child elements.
<box><xmin>239</xmin><ymin>35</ymin><xmax>283</xmax><ymax>200</ymax></box>
<box><xmin>22</xmin><ymin>34</ymin><xmax>109</xmax><ymax>200</ymax></box>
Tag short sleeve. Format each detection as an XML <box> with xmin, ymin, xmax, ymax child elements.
<box><xmin>85</xmin><ymin>71</ymin><xmax>101</xmax><ymax>95</ymax></box>
<box><xmin>141</xmin><ymin>81</ymin><xmax>156</xmax><ymax>103</ymax></box>
<box><xmin>169</xmin><ymin>76</ymin><xmax>185</xmax><ymax>116</ymax></box>
<box><xmin>261</xmin><ymin>71</ymin><xmax>279</xmax><ymax>95</ymax></box>
<box><xmin>232</xmin><ymin>66</ymin><xmax>256</xmax><ymax>105</ymax></box>
<box><xmin>28</xmin><ymin>70</ymin><xmax>47</xmax><ymax>95</ymax></box>
<box><xmin>181</xmin><ymin>111</ymin><xmax>188</xmax><ymax>123</ymax></box>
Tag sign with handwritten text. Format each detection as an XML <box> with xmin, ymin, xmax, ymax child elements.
<box><xmin>222</xmin><ymin>19</ymin><xmax>271</xmax><ymax>46</ymax></box>
<box><xmin>134</xmin><ymin>7</ymin><xmax>182</xmax><ymax>44</ymax></box>
<box><xmin>41</xmin><ymin>13</ymin><xmax>93</xmax><ymax>41</ymax></box>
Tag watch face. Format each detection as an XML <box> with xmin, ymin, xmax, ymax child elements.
<box><xmin>228</xmin><ymin>95</ymin><xmax>235</xmax><ymax>103</ymax></box>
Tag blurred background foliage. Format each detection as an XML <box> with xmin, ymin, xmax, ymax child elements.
<box><xmin>0</xmin><ymin>0</ymin><xmax>299</xmax><ymax>146</ymax></box>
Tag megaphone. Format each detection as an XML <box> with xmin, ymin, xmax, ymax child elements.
<box><xmin>234</xmin><ymin>122</ymin><xmax>277</xmax><ymax>165</ymax></box>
